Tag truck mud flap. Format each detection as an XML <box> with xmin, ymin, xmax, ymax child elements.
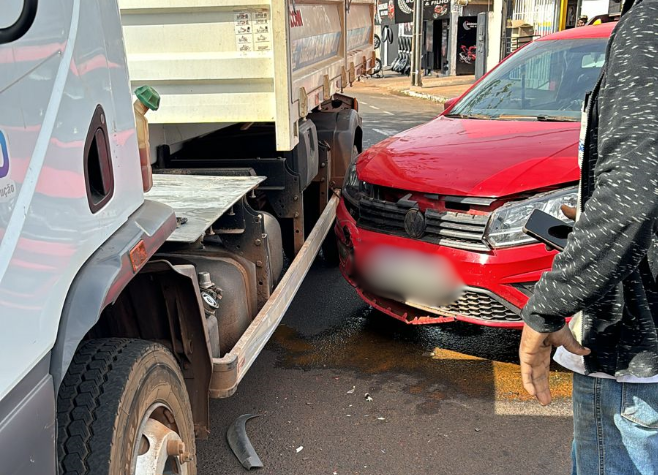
<box><xmin>226</xmin><ymin>414</ymin><xmax>263</xmax><ymax>470</ymax></box>
<box><xmin>209</xmin><ymin>194</ymin><xmax>339</xmax><ymax>398</ymax></box>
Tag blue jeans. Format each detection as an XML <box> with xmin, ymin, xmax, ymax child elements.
<box><xmin>572</xmin><ymin>372</ymin><xmax>658</xmax><ymax>475</ymax></box>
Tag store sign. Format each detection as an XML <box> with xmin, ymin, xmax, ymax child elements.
<box><xmin>462</xmin><ymin>19</ymin><xmax>477</xmax><ymax>30</ymax></box>
<box><xmin>378</xmin><ymin>1</ymin><xmax>389</xmax><ymax>17</ymax></box>
<box><xmin>394</xmin><ymin>0</ymin><xmax>414</xmax><ymax>23</ymax></box>
<box><xmin>457</xmin><ymin>15</ymin><xmax>477</xmax><ymax>75</ymax></box>
<box><xmin>289</xmin><ymin>8</ymin><xmax>304</xmax><ymax>28</ymax></box>
<box><xmin>394</xmin><ymin>0</ymin><xmax>452</xmax><ymax>24</ymax></box>
<box><xmin>424</xmin><ymin>0</ymin><xmax>450</xmax><ymax>19</ymax></box>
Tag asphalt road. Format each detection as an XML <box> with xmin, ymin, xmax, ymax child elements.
<box><xmin>197</xmin><ymin>87</ymin><xmax>573</xmax><ymax>475</ymax></box>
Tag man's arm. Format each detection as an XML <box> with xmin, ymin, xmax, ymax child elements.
<box><xmin>521</xmin><ymin>9</ymin><xmax>658</xmax><ymax>332</ymax></box>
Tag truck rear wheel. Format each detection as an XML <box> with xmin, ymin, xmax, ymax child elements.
<box><xmin>57</xmin><ymin>338</ymin><xmax>197</xmax><ymax>475</ymax></box>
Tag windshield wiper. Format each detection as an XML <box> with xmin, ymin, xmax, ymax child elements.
<box><xmin>535</xmin><ymin>115</ymin><xmax>580</xmax><ymax>122</ymax></box>
<box><xmin>444</xmin><ymin>113</ymin><xmax>492</xmax><ymax>120</ymax></box>
<box><xmin>492</xmin><ymin>114</ymin><xmax>581</xmax><ymax>122</ymax></box>
<box><xmin>496</xmin><ymin>114</ymin><xmax>538</xmax><ymax>121</ymax></box>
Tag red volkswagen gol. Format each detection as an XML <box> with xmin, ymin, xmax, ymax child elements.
<box><xmin>335</xmin><ymin>23</ymin><xmax>614</xmax><ymax>328</ymax></box>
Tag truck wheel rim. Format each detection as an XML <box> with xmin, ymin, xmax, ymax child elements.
<box><xmin>134</xmin><ymin>403</ymin><xmax>190</xmax><ymax>475</ymax></box>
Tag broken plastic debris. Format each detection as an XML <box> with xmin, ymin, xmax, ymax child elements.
<box><xmin>347</xmin><ymin>386</ymin><xmax>355</xmax><ymax>394</ymax></box>
<box><xmin>365</xmin><ymin>393</ymin><xmax>373</xmax><ymax>402</ymax></box>
<box><xmin>226</xmin><ymin>414</ymin><xmax>263</xmax><ymax>470</ymax></box>
<box><xmin>296</xmin><ymin>446</ymin><xmax>304</xmax><ymax>453</ymax></box>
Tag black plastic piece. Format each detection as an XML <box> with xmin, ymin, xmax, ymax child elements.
<box><xmin>83</xmin><ymin>105</ymin><xmax>114</xmax><ymax>213</ymax></box>
<box><xmin>290</xmin><ymin>119</ymin><xmax>319</xmax><ymax>189</ymax></box>
<box><xmin>0</xmin><ymin>0</ymin><xmax>38</xmax><ymax>45</ymax></box>
<box><xmin>227</xmin><ymin>414</ymin><xmax>263</xmax><ymax>470</ymax></box>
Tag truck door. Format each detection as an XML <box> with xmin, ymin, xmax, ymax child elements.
<box><xmin>0</xmin><ymin>1</ymin><xmax>143</xmax><ymax>474</ymax></box>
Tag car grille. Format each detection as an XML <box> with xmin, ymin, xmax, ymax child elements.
<box><xmin>432</xmin><ymin>290</ymin><xmax>521</xmax><ymax>322</ymax></box>
<box><xmin>358</xmin><ymin>198</ymin><xmax>490</xmax><ymax>251</ymax></box>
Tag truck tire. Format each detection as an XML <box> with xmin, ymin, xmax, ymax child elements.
<box><xmin>57</xmin><ymin>338</ymin><xmax>197</xmax><ymax>475</ymax></box>
<box><xmin>321</xmin><ymin>145</ymin><xmax>359</xmax><ymax>266</ymax></box>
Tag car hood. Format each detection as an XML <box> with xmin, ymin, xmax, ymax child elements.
<box><xmin>357</xmin><ymin>116</ymin><xmax>581</xmax><ymax>198</ymax></box>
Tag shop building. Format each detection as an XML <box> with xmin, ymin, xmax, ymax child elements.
<box><xmin>374</xmin><ymin>0</ymin><xmax>616</xmax><ymax>79</ymax></box>
<box><xmin>377</xmin><ymin>0</ymin><xmax>490</xmax><ymax>76</ymax></box>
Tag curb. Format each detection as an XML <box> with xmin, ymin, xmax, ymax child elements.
<box><xmin>376</xmin><ymin>73</ymin><xmax>475</xmax><ymax>88</ymax></box>
<box><xmin>399</xmin><ymin>89</ymin><xmax>449</xmax><ymax>103</ymax></box>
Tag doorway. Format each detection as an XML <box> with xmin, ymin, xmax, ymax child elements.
<box><xmin>432</xmin><ymin>19</ymin><xmax>450</xmax><ymax>74</ymax></box>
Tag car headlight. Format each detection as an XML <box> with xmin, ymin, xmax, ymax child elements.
<box><xmin>343</xmin><ymin>161</ymin><xmax>359</xmax><ymax>200</ymax></box>
<box><xmin>342</xmin><ymin>157</ymin><xmax>373</xmax><ymax>204</ymax></box>
<box><xmin>484</xmin><ymin>187</ymin><xmax>577</xmax><ymax>249</ymax></box>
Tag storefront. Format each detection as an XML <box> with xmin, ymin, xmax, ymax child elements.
<box><xmin>377</xmin><ymin>0</ymin><xmax>489</xmax><ymax>76</ymax></box>
<box><xmin>425</xmin><ymin>0</ymin><xmax>452</xmax><ymax>73</ymax></box>
<box><xmin>429</xmin><ymin>1</ymin><xmax>490</xmax><ymax>75</ymax></box>
<box><xmin>376</xmin><ymin>1</ymin><xmax>400</xmax><ymax>68</ymax></box>
<box><xmin>558</xmin><ymin>0</ymin><xmax>615</xmax><ymax>31</ymax></box>
<box><xmin>563</xmin><ymin>0</ymin><xmax>579</xmax><ymax>28</ymax></box>
<box><xmin>510</xmin><ymin>0</ymin><xmax>560</xmax><ymax>37</ymax></box>
<box><xmin>578</xmin><ymin>0</ymin><xmax>612</xmax><ymax>20</ymax></box>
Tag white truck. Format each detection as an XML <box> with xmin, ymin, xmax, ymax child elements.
<box><xmin>0</xmin><ymin>1</ymin><xmax>374</xmax><ymax>474</ymax></box>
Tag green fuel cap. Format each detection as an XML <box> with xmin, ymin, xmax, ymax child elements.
<box><xmin>135</xmin><ymin>85</ymin><xmax>160</xmax><ymax>111</ymax></box>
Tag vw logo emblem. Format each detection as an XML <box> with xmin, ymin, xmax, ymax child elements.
<box><xmin>404</xmin><ymin>208</ymin><xmax>426</xmax><ymax>239</ymax></box>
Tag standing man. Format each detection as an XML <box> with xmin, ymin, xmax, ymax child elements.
<box><xmin>519</xmin><ymin>1</ymin><xmax>658</xmax><ymax>474</ymax></box>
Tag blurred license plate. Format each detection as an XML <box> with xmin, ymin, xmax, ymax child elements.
<box><xmin>361</xmin><ymin>246</ymin><xmax>464</xmax><ymax>308</ymax></box>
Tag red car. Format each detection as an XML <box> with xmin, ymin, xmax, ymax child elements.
<box><xmin>335</xmin><ymin>24</ymin><xmax>614</xmax><ymax>329</ymax></box>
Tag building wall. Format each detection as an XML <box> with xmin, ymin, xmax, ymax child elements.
<box><xmin>511</xmin><ymin>0</ymin><xmax>560</xmax><ymax>36</ymax></box>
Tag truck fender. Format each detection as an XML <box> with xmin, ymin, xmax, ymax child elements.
<box><xmin>50</xmin><ymin>199</ymin><xmax>175</xmax><ymax>393</ymax></box>
<box><xmin>308</xmin><ymin>108</ymin><xmax>362</xmax><ymax>188</ymax></box>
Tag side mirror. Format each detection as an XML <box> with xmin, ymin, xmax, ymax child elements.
<box><xmin>443</xmin><ymin>97</ymin><xmax>458</xmax><ymax>112</ymax></box>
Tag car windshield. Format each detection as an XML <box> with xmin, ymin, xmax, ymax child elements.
<box><xmin>448</xmin><ymin>38</ymin><xmax>607</xmax><ymax>120</ymax></box>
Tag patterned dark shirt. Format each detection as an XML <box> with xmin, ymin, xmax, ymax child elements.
<box><xmin>521</xmin><ymin>0</ymin><xmax>658</xmax><ymax>378</ymax></box>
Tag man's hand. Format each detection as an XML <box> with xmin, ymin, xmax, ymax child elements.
<box><xmin>561</xmin><ymin>204</ymin><xmax>577</xmax><ymax>221</ymax></box>
<box><xmin>519</xmin><ymin>324</ymin><xmax>590</xmax><ymax>405</ymax></box>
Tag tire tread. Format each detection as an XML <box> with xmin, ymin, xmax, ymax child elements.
<box><xmin>57</xmin><ymin>338</ymin><xmax>162</xmax><ymax>475</ymax></box>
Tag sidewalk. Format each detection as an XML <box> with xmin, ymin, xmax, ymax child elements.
<box><xmin>352</xmin><ymin>70</ymin><xmax>475</xmax><ymax>103</ymax></box>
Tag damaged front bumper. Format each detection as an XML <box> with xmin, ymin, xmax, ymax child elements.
<box><xmin>335</xmin><ymin>197</ymin><xmax>554</xmax><ymax>329</ymax></box>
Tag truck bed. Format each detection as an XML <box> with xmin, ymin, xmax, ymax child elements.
<box><xmin>118</xmin><ymin>0</ymin><xmax>374</xmax><ymax>151</ymax></box>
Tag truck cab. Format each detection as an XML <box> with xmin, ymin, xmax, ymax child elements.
<box><xmin>0</xmin><ymin>1</ymin><xmax>168</xmax><ymax>472</ymax></box>
<box><xmin>1</xmin><ymin>1</ymin><xmax>373</xmax><ymax>474</ymax></box>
